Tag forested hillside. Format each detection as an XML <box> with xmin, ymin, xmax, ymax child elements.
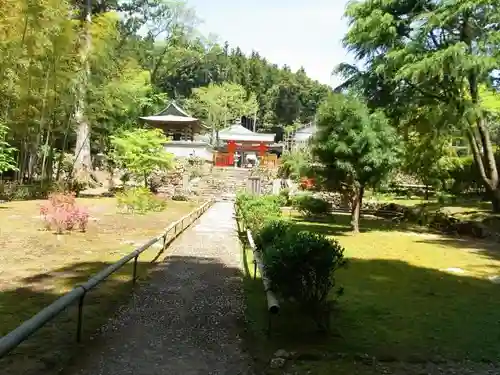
<box><xmin>0</xmin><ymin>0</ymin><xmax>330</xmax><ymax>185</ymax></box>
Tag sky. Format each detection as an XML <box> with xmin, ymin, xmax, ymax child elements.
<box><xmin>188</xmin><ymin>0</ymin><xmax>355</xmax><ymax>88</ymax></box>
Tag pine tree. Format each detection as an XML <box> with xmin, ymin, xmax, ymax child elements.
<box><xmin>312</xmin><ymin>94</ymin><xmax>401</xmax><ymax>233</ymax></box>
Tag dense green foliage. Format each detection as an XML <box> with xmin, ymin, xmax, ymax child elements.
<box><xmin>261</xmin><ymin>226</ymin><xmax>346</xmax><ymax>330</ymax></box>
<box><xmin>236</xmin><ymin>193</ymin><xmax>347</xmax><ymax>331</ymax></box>
<box><xmin>311</xmin><ymin>94</ymin><xmax>401</xmax><ymax>231</ymax></box>
<box><xmin>116</xmin><ymin>187</ymin><xmax>167</xmax><ymax>214</ymax></box>
<box><xmin>0</xmin><ymin>0</ymin><xmax>330</xmax><ymax>192</ymax></box>
<box><xmin>235</xmin><ymin>192</ymin><xmax>283</xmax><ymax>233</ymax></box>
<box><xmin>340</xmin><ymin>0</ymin><xmax>500</xmax><ymax>211</ymax></box>
<box><xmin>185</xmin><ymin>82</ymin><xmax>258</xmax><ymax>143</ymax></box>
<box><xmin>110</xmin><ymin>128</ymin><xmax>173</xmax><ymax>189</ymax></box>
<box><xmin>277</xmin><ymin>150</ymin><xmax>313</xmax><ymax>181</ymax></box>
<box><xmin>279</xmin><ymin>188</ymin><xmax>291</xmax><ymax>206</ymax></box>
<box><xmin>0</xmin><ymin>123</ymin><xmax>17</xmax><ymax>174</ymax></box>
<box><xmin>292</xmin><ymin>194</ymin><xmax>331</xmax><ymax>216</ymax></box>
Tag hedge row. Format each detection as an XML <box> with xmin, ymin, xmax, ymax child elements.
<box><xmin>236</xmin><ymin>192</ymin><xmax>347</xmax><ymax>331</ymax></box>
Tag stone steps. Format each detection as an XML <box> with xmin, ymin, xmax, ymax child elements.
<box><xmin>192</xmin><ymin>167</ymin><xmax>250</xmax><ymax>199</ymax></box>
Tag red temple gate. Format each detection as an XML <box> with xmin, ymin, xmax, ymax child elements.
<box><xmin>214</xmin><ymin>141</ymin><xmax>271</xmax><ymax>167</ymax></box>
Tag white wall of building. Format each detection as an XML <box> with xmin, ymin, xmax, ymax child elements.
<box><xmin>164</xmin><ymin>141</ymin><xmax>214</xmax><ymax>162</ymax></box>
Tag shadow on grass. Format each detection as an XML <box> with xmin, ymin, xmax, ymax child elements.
<box><xmin>292</xmin><ymin>212</ymin><xmax>500</xmax><ymax>263</ymax></box>
<box><xmin>291</xmin><ymin>212</ymin><xmax>428</xmax><ymax>237</ymax></box>
<box><xmin>415</xmin><ymin>236</ymin><xmax>500</xmax><ymax>263</ymax></box>
<box><xmin>1</xmin><ymin>249</ymin><xmax>246</xmax><ymax>375</ymax></box>
<box><xmin>0</xmin><ymin>260</ymin><xmax>149</xmax><ymax>375</ymax></box>
<box><xmin>242</xmin><ymin>254</ymin><xmax>500</xmax><ymax>371</ymax></box>
<box><xmin>437</xmin><ymin>199</ymin><xmax>492</xmax><ymax>211</ymax></box>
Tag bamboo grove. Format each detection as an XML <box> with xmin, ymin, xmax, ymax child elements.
<box><xmin>0</xmin><ymin>0</ymin><xmax>331</xmax><ymax>187</ymax></box>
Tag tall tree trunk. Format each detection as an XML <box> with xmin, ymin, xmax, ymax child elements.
<box><xmin>73</xmin><ymin>1</ymin><xmax>94</xmax><ymax>184</ymax></box>
<box><xmin>38</xmin><ymin>70</ymin><xmax>51</xmax><ymax>185</ymax></box>
<box><xmin>466</xmin><ymin>73</ymin><xmax>499</xmax><ymax>212</ymax></box>
<box><xmin>55</xmin><ymin>112</ymin><xmax>73</xmax><ymax>181</ymax></box>
<box><xmin>350</xmin><ymin>186</ymin><xmax>364</xmax><ymax>233</ymax></box>
<box><xmin>40</xmin><ymin>128</ymin><xmax>51</xmax><ymax>183</ymax></box>
<box><xmin>27</xmin><ymin>132</ymin><xmax>40</xmax><ymax>182</ymax></box>
<box><xmin>464</xmin><ymin>20</ymin><xmax>500</xmax><ymax>212</ymax></box>
<box><xmin>20</xmin><ymin>140</ymin><xmax>29</xmax><ymax>182</ymax></box>
<box><xmin>46</xmin><ymin>142</ymin><xmax>54</xmax><ymax>184</ymax></box>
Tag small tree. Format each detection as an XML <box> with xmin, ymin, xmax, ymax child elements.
<box><xmin>312</xmin><ymin>94</ymin><xmax>401</xmax><ymax>232</ymax></box>
<box><xmin>278</xmin><ymin>150</ymin><xmax>313</xmax><ymax>181</ymax></box>
<box><xmin>185</xmin><ymin>82</ymin><xmax>258</xmax><ymax>145</ymax></box>
<box><xmin>110</xmin><ymin>128</ymin><xmax>174</xmax><ymax>189</ymax></box>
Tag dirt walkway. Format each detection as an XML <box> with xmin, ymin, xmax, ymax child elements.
<box><xmin>70</xmin><ymin>201</ymin><xmax>253</xmax><ymax>375</ymax></box>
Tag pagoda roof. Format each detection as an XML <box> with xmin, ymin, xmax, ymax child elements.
<box><xmin>140</xmin><ymin>101</ymin><xmax>206</xmax><ymax>131</ymax></box>
<box><xmin>218</xmin><ymin>124</ymin><xmax>275</xmax><ymax>142</ymax></box>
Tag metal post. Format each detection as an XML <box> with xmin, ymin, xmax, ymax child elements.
<box><xmin>132</xmin><ymin>255</ymin><xmax>138</xmax><ymax>285</ymax></box>
<box><xmin>162</xmin><ymin>234</ymin><xmax>167</xmax><ymax>250</ymax></box>
<box><xmin>253</xmin><ymin>260</ymin><xmax>257</xmax><ymax>280</ymax></box>
<box><xmin>76</xmin><ymin>293</ymin><xmax>85</xmax><ymax>342</ymax></box>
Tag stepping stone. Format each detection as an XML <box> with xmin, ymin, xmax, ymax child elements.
<box><xmin>441</xmin><ymin>267</ymin><xmax>465</xmax><ymax>274</ymax></box>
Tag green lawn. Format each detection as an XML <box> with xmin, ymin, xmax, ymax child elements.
<box><xmin>241</xmin><ymin>212</ymin><xmax>500</xmax><ymax>374</ymax></box>
<box><xmin>369</xmin><ymin>194</ymin><xmax>500</xmax><ymax>235</ymax></box>
<box><xmin>0</xmin><ymin>197</ymin><xmax>199</xmax><ymax>375</ymax></box>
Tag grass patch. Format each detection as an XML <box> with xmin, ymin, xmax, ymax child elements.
<box><xmin>0</xmin><ymin>197</ymin><xmax>199</xmax><ymax>375</ymax></box>
<box><xmin>241</xmin><ymin>211</ymin><xmax>500</xmax><ymax>374</ymax></box>
<box><xmin>371</xmin><ymin>195</ymin><xmax>500</xmax><ymax>235</ymax></box>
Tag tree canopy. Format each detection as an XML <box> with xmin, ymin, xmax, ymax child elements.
<box><xmin>312</xmin><ymin>94</ymin><xmax>401</xmax><ymax>232</ymax></box>
<box><xmin>185</xmin><ymin>82</ymin><xmax>258</xmax><ymax>144</ymax></box>
<box><xmin>110</xmin><ymin>128</ymin><xmax>173</xmax><ymax>188</ymax></box>
<box><xmin>340</xmin><ymin>0</ymin><xmax>500</xmax><ymax>210</ymax></box>
<box><xmin>0</xmin><ymin>0</ymin><xmax>330</xmax><ymax>187</ymax></box>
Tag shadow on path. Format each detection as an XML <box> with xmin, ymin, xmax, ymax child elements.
<box><xmin>1</xmin><ymin>201</ymin><xmax>252</xmax><ymax>375</ymax></box>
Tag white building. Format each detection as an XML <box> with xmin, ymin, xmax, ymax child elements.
<box><xmin>284</xmin><ymin>122</ymin><xmax>317</xmax><ymax>152</ymax></box>
<box><xmin>140</xmin><ymin>101</ymin><xmax>214</xmax><ymax>162</ymax></box>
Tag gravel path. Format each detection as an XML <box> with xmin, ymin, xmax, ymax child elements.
<box><xmin>70</xmin><ymin>201</ymin><xmax>252</xmax><ymax>375</ymax></box>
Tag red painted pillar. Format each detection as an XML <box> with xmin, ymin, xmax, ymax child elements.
<box><xmin>258</xmin><ymin>142</ymin><xmax>267</xmax><ymax>157</ymax></box>
<box><xmin>227</xmin><ymin>140</ymin><xmax>236</xmax><ymax>166</ymax></box>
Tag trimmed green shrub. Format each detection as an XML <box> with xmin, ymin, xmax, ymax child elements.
<box><xmin>116</xmin><ymin>187</ymin><xmax>167</xmax><ymax>214</ymax></box>
<box><xmin>253</xmin><ymin>218</ymin><xmax>294</xmax><ymax>251</ymax></box>
<box><xmin>236</xmin><ymin>194</ymin><xmax>348</xmax><ymax>331</ymax></box>
<box><xmin>261</xmin><ymin>225</ymin><xmax>347</xmax><ymax>330</ymax></box>
<box><xmin>292</xmin><ymin>194</ymin><xmax>331</xmax><ymax>216</ymax></box>
<box><xmin>279</xmin><ymin>187</ymin><xmax>291</xmax><ymax>206</ymax></box>
<box><xmin>236</xmin><ymin>193</ymin><xmax>283</xmax><ymax>233</ymax></box>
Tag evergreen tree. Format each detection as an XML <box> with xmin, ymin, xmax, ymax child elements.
<box><xmin>342</xmin><ymin>0</ymin><xmax>500</xmax><ymax>211</ymax></box>
<box><xmin>312</xmin><ymin>94</ymin><xmax>401</xmax><ymax>232</ymax></box>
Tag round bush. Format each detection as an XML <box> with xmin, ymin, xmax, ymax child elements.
<box><xmin>261</xmin><ymin>228</ymin><xmax>347</xmax><ymax>329</ymax></box>
<box><xmin>253</xmin><ymin>218</ymin><xmax>294</xmax><ymax>251</ymax></box>
<box><xmin>236</xmin><ymin>194</ymin><xmax>283</xmax><ymax>233</ymax></box>
<box><xmin>292</xmin><ymin>194</ymin><xmax>331</xmax><ymax>216</ymax></box>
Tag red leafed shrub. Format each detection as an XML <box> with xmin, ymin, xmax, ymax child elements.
<box><xmin>40</xmin><ymin>192</ymin><xmax>89</xmax><ymax>233</ymax></box>
<box><xmin>300</xmin><ymin>177</ymin><xmax>315</xmax><ymax>190</ymax></box>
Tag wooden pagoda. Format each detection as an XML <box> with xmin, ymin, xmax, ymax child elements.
<box><xmin>140</xmin><ymin>101</ymin><xmax>205</xmax><ymax>141</ymax></box>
